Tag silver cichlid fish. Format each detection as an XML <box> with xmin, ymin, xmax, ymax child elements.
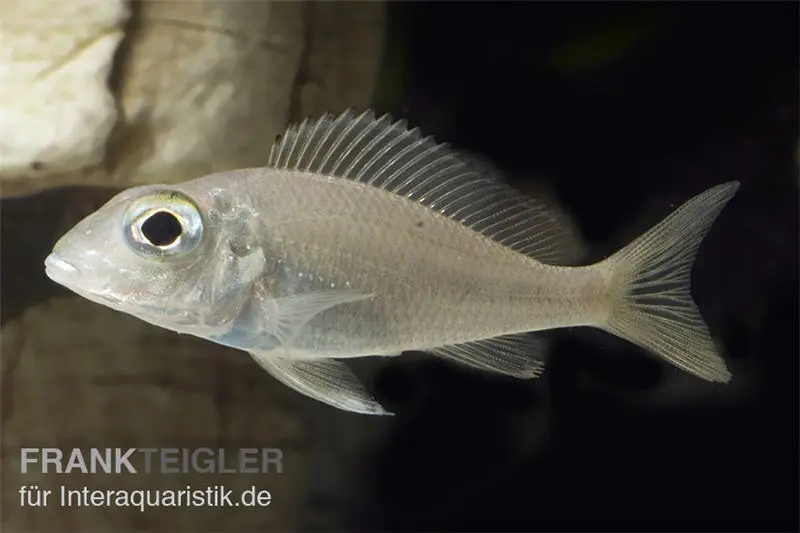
<box><xmin>45</xmin><ymin>110</ymin><xmax>739</xmax><ymax>415</ymax></box>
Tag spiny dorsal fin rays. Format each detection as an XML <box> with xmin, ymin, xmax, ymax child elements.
<box><xmin>267</xmin><ymin>109</ymin><xmax>584</xmax><ymax>266</ymax></box>
<box><xmin>458</xmin><ymin>151</ymin><xmax>585</xmax><ymax>262</ymax></box>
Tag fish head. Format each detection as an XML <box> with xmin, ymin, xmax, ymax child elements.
<box><xmin>44</xmin><ymin>183</ymin><xmax>263</xmax><ymax>333</ymax></box>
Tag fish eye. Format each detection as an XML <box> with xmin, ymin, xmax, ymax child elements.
<box><xmin>122</xmin><ymin>191</ymin><xmax>204</xmax><ymax>259</ymax></box>
<box><xmin>141</xmin><ymin>210</ymin><xmax>183</xmax><ymax>246</ymax></box>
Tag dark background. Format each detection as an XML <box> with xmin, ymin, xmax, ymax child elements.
<box><xmin>360</xmin><ymin>2</ymin><xmax>798</xmax><ymax>531</ymax></box>
<box><xmin>1</xmin><ymin>2</ymin><xmax>795</xmax><ymax>532</ymax></box>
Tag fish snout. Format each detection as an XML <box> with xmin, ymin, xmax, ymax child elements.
<box><xmin>44</xmin><ymin>253</ymin><xmax>81</xmax><ymax>283</ymax></box>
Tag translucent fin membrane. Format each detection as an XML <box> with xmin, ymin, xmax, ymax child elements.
<box><xmin>268</xmin><ymin>109</ymin><xmax>583</xmax><ymax>266</ymax></box>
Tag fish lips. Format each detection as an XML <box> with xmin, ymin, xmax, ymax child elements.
<box><xmin>44</xmin><ymin>253</ymin><xmax>80</xmax><ymax>281</ymax></box>
<box><xmin>44</xmin><ymin>253</ymin><xmax>120</xmax><ymax>306</ymax></box>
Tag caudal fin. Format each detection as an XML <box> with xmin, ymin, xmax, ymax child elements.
<box><xmin>597</xmin><ymin>182</ymin><xmax>740</xmax><ymax>382</ymax></box>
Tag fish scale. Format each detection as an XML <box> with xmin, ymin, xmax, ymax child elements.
<box><xmin>45</xmin><ymin>109</ymin><xmax>739</xmax><ymax>415</ymax></box>
<box><xmin>258</xmin><ymin>179</ymin><xmax>592</xmax><ymax>354</ymax></box>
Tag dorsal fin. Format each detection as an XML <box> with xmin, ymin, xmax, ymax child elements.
<box><xmin>267</xmin><ymin>109</ymin><xmax>583</xmax><ymax>265</ymax></box>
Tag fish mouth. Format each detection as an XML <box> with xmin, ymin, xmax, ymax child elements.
<box><xmin>44</xmin><ymin>254</ymin><xmax>118</xmax><ymax>305</ymax></box>
<box><xmin>44</xmin><ymin>253</ymin><xmax>80</xmax><ymax>282</ymax></box>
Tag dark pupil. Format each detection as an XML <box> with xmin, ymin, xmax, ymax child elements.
<box><xmin>141</xmin><ymin>211</ymin><xmax>182</xmax><ymax>247</ymax></box>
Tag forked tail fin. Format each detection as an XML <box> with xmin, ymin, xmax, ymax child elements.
<box><xmin>597</xmin><ymin>182</ymin><xmax>740</xmax><ymax>382</ymax></box>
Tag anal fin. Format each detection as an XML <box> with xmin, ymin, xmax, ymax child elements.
<box><xmin>249</xmin><ymin>352</ymin><xmax>393</xmax><ymax>416</ymax></box>
<box><xmin>426</xmin><ymin>333</ymin><xmax>547</xmax><ymax>379</ymax></box>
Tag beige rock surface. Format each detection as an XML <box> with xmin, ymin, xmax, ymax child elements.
<box><xmin>0</xmin><ymin>0</ymin><xmax>129</xmax><ymax>177</ymax></box>
<box><xmin>0</xmin><ymin>0</ymin><xmax>385</xmax><ymax>197</ymax></box>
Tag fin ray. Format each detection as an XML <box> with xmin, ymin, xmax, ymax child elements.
<box><xmin>209</xmin><ymin>289</ymin><xmax>374</xmax><ymax>353</ymax></box>
<box><xmin>268</xmin><ymin>110</ymin><xmax>583</xmax><ymax>266</ymax></box>
<box><xmin>250</xmin><ymin>354</ymin><xmax>392</xmax><ymax>416</ymax></box>
<box><xmin>426</xmin><ymin>333</ymin><xmax>547</xmax><ymax>378</ymax></box>
<box><xmin>270</xmin><ymin>290</ymin><xmax>375</xmax><ymax>348</ymax></box>
<box><xmin>598</xmin><ymin>181</ymin><xmax>740</xmax><ymax>382</ymax></box>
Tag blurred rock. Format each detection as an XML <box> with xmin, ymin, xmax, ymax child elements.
<box><xmin>0</xmin><ymin>0</ymin><xmax>385</xmax><ymax>197</ymax></box>
<box><xmin>0</xmin><ymin>0</ymin><xmax>129</xmax><ymax>180</ymax></box>
<box><xmin>292</xmin><ymin>1</ymin><xmax>386</xmax><ymax>119</ymax></box>
<box><xmin>1</xmin><ymin>297</ymin><xmax>313</xmax><ymax>532</ymax></box>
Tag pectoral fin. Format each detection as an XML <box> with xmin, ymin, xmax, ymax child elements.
<box><xmin>267</xmin><ymin>289</ymin><xmax>376</xmax><ymax>348</ymax></box>
<box><xmin>250</xmin><ymin>352</ymin><xmax>393</xmax><ymax>416</ymax></box>
<box><xmin>210</xmin><ymin>289</ymin><xmax>374</xmax><ymax>352</ymax></box>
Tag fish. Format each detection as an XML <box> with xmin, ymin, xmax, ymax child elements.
<box><xmin>44</xmin><ymin>109</ymin><xmax>740</xmax><ymax>416</ymax></box>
